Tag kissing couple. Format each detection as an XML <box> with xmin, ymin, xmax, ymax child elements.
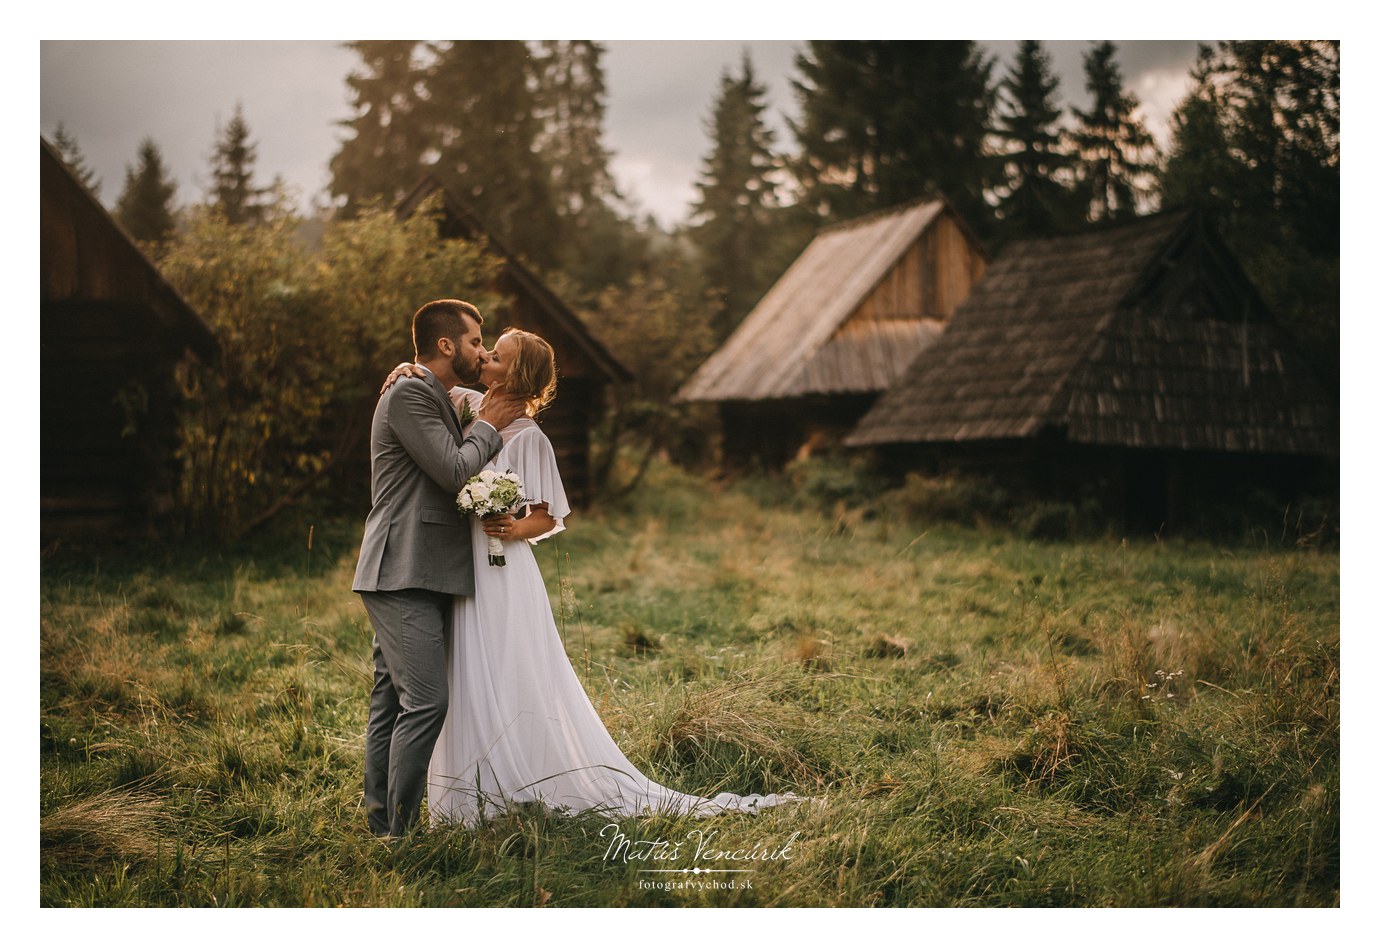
<box><xmin>352</xmin><ymin>298</ymin><xmax>801</xmax><ymax>837</ymax></box>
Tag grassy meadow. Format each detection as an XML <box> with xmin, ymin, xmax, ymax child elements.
<box><xmin>39</xmin><ymin>462</ymin><xmax>1339</xmax><ymax>907</ymax></box>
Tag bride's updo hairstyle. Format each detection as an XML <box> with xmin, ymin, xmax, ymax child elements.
<box><xmin>499</xmin><ymin>328</ymin><xmax>558</xmax><ymax>416</ymax></box>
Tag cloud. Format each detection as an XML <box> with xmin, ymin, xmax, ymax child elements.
<box><xmin>1130</xmin><ymin>67</ymin><xmax>1199</xmax><ymax>146</ymax></box>
<box><xmin>42</xmin><ymin>41</ymin><xmax>357</xmax><ymax>208</ymax></box>
<box><xmin>603</xmin><ymin>41</ymin><xmax>802</xmax><ymax>226</ymax></box>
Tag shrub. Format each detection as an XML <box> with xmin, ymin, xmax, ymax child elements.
<box><xmin>887</xmin><ymin>471</ymin><xmax>1014</xmax><ymax>527</ymax></box>
<box><xmin>784</xmin><ymin>454</ymin><xmax>885</xmax><ymax>511</ymax></box>
<box><xmin>1012</xmin><ymin>500</ymin><xmax>1102</xmax><ymax>541</ymax></box>
<box><xmin>159</xmin><ymin>196</ymin><xmax>503</xmax><ymax>539</ymax></box>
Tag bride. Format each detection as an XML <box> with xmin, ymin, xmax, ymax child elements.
<box><xmin>407</xmin><ymin>328</ymin><xmax>800</xmax><ymax>826</ymax></box>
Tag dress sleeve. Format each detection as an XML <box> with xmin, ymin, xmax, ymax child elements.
<box><xmin>508</xmin><ymin>426</ymin><xmax>572</xmax><ymax>543</ymax></box>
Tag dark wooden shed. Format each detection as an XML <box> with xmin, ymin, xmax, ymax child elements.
<box><xmin>846</xmin><ymin>210</ymin><xmax>1338</xmax><ymax>530</ymax></box>
<box><xmin>395</xmin><ymin>173</ymin><xmax>631</xmax><ymax>505</ymax></box>
<box><xmin>41</xmin><ymin>138</ymin><xmax>217</xmax><ymax>539</ymax></box>
<box><xmin>677</xmin><ymin>197</ymin><xmax>986</xmax><ymax>468</ymax></box>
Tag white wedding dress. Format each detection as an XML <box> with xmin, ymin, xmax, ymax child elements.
<box><xmin>427</xmin><ymin>398</ymin><xmax>799</xmax><ymax>826</ymax></box>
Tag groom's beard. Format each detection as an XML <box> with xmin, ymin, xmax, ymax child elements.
<box><xmin>453</xmin><ymin>350</ymin><xmax>482</xmax><ymax>387</ymax></box>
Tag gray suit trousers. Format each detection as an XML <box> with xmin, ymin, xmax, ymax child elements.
<box><xmin>361</xmin><ymin>587</ymin><xmax>453</xmax><ymax>837</ymax></box>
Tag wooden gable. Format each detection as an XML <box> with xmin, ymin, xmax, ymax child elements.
<box><xmin>846</xmin><ymin>209</ymin><xmax>987</xmax><ymax>325</ymax></box>
<box><xmin>679</xmin><ymin>198</ymin><xmax>987</xmax><ymax>403</ymax></box>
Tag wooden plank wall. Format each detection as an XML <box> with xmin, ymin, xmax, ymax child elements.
<box><xmin>41</xmin><ymin>301</ymin><xmax>188</xmax><ymax>534</ymax></box>
<box><xmin>851</xmin><ymin>239</ymin><xmax>925</xmax><ymax>322</ymax></box>
<box><xmin>846</xmin><ymin>211</ymin><xmax>985</xmax><ymax>327</ymax></box>
<box><xmin>930</xmin><ymin>213</ymin><xmax>986</xmax><ymax>319</ymax></box>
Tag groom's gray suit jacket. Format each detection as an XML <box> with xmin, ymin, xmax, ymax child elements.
<box><xmin>352</xmin><ymin>370</ymin><xmax>502</xmax><ymax>596</ymax></box>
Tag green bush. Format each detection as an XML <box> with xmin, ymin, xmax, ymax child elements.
<box><xmin>783</xmin><ymin>454</ymin><xmax>885</xmax><ymax>510</ymax></box>
<box><xmin>1012</xmin><ymin>499</ymin><xmax>1102</xmax><ymax>541</ymax></box>
<box><xmin>886</xmin><ymin>471</ymin><xmax>1014</xmax><ymax>527</ymax></box>
<box><xmin>158</xmin><ymin>196</ymin><xmax>503</xmax><ymax>539</ymax></box>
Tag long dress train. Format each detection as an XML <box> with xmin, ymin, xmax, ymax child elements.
<box><xmin>427</xmin><ymin>405</ymin><xmax>799</xmax><ymax>826</ymax></box>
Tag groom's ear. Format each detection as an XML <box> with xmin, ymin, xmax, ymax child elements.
<box><xmin>435</xmin><ymin>337</ymin><xmax>455</xmax><ymax>357</ymax></box>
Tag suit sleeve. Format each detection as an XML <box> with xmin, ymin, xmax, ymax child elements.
<box><xmin>388</xmin><ymin>378</ymin><xmax>503</xmax><ymax>492</ymax></box>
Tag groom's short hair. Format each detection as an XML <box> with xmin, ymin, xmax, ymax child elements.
<box><xmin>413</xmin><ymin>299</ymin><xmax>483</xmax><ymax>357</ymax></box>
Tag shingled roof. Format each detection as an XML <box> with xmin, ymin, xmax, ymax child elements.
<box><xmin>678</xmin><ymin>198</ymin><xmax>979</xmax><ymax>401</ymax></box>
<box><xmin>846</xmin><ymin>210</ymin><xmax>1337</xmax><ymax>457</ymax></box>
<box><xmin>42</xmin><ymin>138</ymin><xmax>216</xmax><ymax>360</ymax></box>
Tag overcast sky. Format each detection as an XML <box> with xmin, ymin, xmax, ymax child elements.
<box><xmin>40</xmin><ymin>40</ymin><xmax>1203</xmax><ymax>228</ymax></box>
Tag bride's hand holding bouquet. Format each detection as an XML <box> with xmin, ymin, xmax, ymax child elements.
<box><xmin>456</xmin><ymin>469</ymin><xmax>526</xmax><ymax>566</ymax></box>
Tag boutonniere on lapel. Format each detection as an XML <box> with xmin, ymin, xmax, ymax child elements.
<box><xmin>457</xmin><ymin>400</ymin><xmax>477</xmax><ymax>429</ymax></box>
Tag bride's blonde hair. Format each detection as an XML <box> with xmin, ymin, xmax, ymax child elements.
<box><xmin>499</xmin><ymin>328</ymin><xmax>557</xmax><ymax>416</ymax></box>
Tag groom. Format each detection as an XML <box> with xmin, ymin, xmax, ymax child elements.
<box><xmin>353</xmin><ymin>299</ymin><xmax>525</xmax><ymax>838</ymax></box>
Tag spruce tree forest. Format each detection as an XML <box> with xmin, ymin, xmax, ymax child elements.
<box><xmin>50</xmin><ymin>39</ymin><xmax>1339</xmax><ymax>540</ymax></box>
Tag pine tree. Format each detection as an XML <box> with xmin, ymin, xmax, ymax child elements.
<box><xmin>1070</xmin><ymin>42</ymin><xmax>1158</xmax><ymax>222</ymax></box>
<box><xmin>210</xmin><ymin>103</ymin><xmax>270</xmax><ymax>225</ymax></box>
<box><xmin>1219</xmin><ymin>41</ymin><xmax>1338</xmax><ymax>259</ymax></box>
<box><xmin>992</xmin><ymin>41</ymin><xmax>1076</xmax><ymax>240</ymax></box>
<box><xmin>1161</xmin><ymin>46</ymin><xmax>1237</xmax><ymax>224</ymax></box>
<box><xmin>329</xmin><ymin>41</ymin><xmax>429</xmax><ymax>218</ymax></box>
<box><xmin>1160</xmin><ymin>41</ymin><xmax>1339</xmax><ymax>385</ymax></box>
<box><xmin>789</xmin><ymin>41</ymin><xmax>996</xmax><ymax>230</ymax></box>
<box><xmin>532</xmin><ymin>40</ymin><xmax>642</xmax><ymax>290</ymax></box>
<box><xmin>115</xmin><ymin>137</ymin><xmax>178</xmax><ymax>244</ymax></box>
<box><xmin>689</xmin><ymin>51</ymin><xmax>783</xmax><ymax>339</ymax></box>
<box><xmin>534</xmin><ymin>41</ymin><xmax>618</xmax><ymax>221</ymax></box>
<box><xmin>51</xmin><ymin>121</ymin><xmax>101</xmax><ymax>197</ymax></box>
<box><xmin>328</xmin><ymin>39</ymin><xmax>637</xmax><ymax>283</ymax></box>
<box><xmin>423</xmin><ymin>40</ymin><xmax>561</xmax><ymax>271</ymax></box>
<box><xmin>1161</xmin><ymin>41</ymin><xmax>1339</xmax><ymax>262</ymax></box>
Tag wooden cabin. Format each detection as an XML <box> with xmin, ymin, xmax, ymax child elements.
<box><xmin>41</xmin><ymin>138</ymin><xmax>218</xmax><ymax>541</ymax></box>
<box><xmin>396</xmin><ymin>174</ymin><xmax>632</xmax><ymax>505</ymax></box>
<box><xmin>677</xmin><ymin>197</ymin><xmax>986</xmax><ymax>468</ymax></box>
<box><xmin>845</xmin><ymin>210</ymin><xmax>1338</xmax><ymax>531</ymax></box>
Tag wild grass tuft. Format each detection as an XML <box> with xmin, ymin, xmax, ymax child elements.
<box><xmin>41</xmin><ymin>788</ymin><xmax>172</xmax><ymax>873</ymax></box>
<box><xmin>649</xmin><ymin>667</ymin><xmax>830</xmax><ymax>788</ymax></box>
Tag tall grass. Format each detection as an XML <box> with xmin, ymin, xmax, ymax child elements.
<box><xmin>39</xmin><ymin>464</ymin><xmax>1338</xmax><ymax>906</ymax></box>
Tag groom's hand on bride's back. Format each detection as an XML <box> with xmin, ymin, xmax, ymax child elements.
<box><xmin>477</xmin><ymin>388</ymin><xmax>525</xmax><ymax>431</ymax></box>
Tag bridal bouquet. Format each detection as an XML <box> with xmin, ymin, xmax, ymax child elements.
<box><xmin>456</xmin><ymin>469</ymin><xmax>527</xmax><ymax>566</ymax></box>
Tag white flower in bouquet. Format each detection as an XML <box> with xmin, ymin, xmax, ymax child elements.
<box><xmin>456</xmin><ymin>469</ymin><xmax>526</xmax><ymax>566</ymax></box>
